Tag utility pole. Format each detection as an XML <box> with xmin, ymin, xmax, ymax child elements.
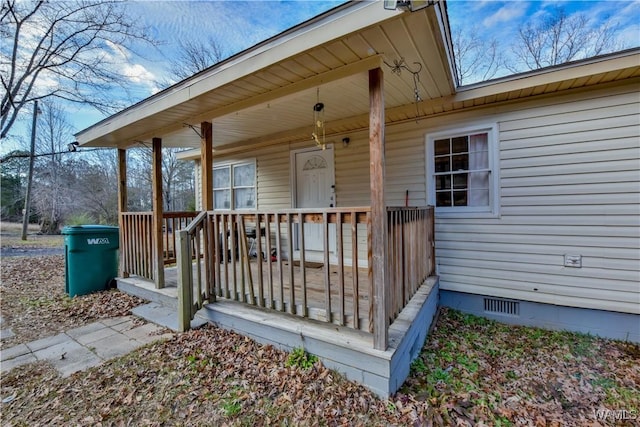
<box><xmin>21</xmin><ymin>100</ymin><xmax>39</xmax><ymax>241</ymax></box>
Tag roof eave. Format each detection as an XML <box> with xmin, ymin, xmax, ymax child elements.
<box><xmin>75</xmin><ymin>0</ymin><xmax>404</xmax><ymax>145</ymax></box>
<box><xmin>454</xmin><ymin>48</ymin><xmax>640</xmax><ymax>102</ymax></box>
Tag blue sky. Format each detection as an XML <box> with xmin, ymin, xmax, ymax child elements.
<box><xmin>448</xmin><ymin>0</ymin><xmax>639</xmax><ymax>50</ymax></box>
<box><xmin>67</xmin><ymin>0</ymin><xmax>345</xmax><ymax>134</ymax></box>
<box><xmin>447</xmin><ymin>0</ymin><xmax>639</xmax><ymax>82</ymax></box>
<box><xmin>3</xmin><ymin>0</ymin><xmax>638</xmax><ymax>154</ymax></box>
<box><xmin>75</xmin><ymin>0</ymin><xmax>640</xmax><ymax>131</ymax></box>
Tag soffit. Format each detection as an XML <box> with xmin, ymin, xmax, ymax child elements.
<box><xmin>449</xmin><ymin>49</ymin><xmax>640</xmax><ymax>110</ymax></box>
<box><xmin>76</xmin><ymin>2</ymin><xmax>455</xmax><ymax>149</ymax></box>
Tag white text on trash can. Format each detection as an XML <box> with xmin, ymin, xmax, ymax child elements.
<box><xmin>87</xmin><ymin>238</ymin><xmax>110</xmax><ymax>245</ymax></box>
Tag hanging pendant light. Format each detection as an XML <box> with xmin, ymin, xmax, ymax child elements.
<box><xmin>311</xmin><ymin>88</ymin><xmax>326</xmax><ymax>150</ymax></box>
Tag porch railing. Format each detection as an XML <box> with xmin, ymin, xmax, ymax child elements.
<box><xmin>120</xmin><ymin>211</ymin><xmax>200</xmax><ymax>280</ymax></box>
<box><xmin>176</xmin><ymin>206</ymin><xmax>435</xmax><ymax>337</ymax></box>
<box><xmin>177</xmin><ymin>208</ymin><xmax>372</xmax><ymax>331</ymax></box>
<box><xmin>120</xmin><ymin>212</ymin><xmax>154</xmax><ymax>280</ymax></box>
<box><xmin>387</xmin><ymin>206</ymin><xmax>436</xmax><ymax>321</ymax></box>
<box><xmin>162</xmin><ymin>211</ymin><xmax>199</xmax><ymax>264</ymax></box>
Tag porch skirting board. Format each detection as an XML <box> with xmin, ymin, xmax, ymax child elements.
<box><xmin>197</xmin><ymin>276</ymin><xmax>440</xmax><ymax>398</ymax></box>
<box><xmin>440</xmin><ymin>290</ymin><xmax>640</xmax><ymax>343</ymax></box>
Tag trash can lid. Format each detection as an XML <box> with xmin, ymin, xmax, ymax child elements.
<box><xmin>61</xmin><ymin>225</ymin><xmax>119</xmax><ymax>235</ymax></box>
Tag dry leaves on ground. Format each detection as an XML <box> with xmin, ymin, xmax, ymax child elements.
<box><xmin>2</xmin><ymin>311</ymin><xmax>638</xmax><ymax>426</ymax></box>
<box><xmin>1</xmin><ymin>253</ymin><xmax>638</xmax><ymax>426</ymax></box>
<box><xmin>400</xmin><ymin>309</ymin><xmax>640</xmax><ymax>426</ymax></box>
<box><xmin>1</xmin><ymin>255</ymin><xmax>146</xmax><ymax>349</ymax></box>
<box><xmin>1</xmin><ymin>325</ymin><xmax>423</xmax><ymax>426</ymax></box>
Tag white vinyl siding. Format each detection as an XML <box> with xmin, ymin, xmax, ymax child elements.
<box><xmin>255</xmin><ymin>145</ymin><xmax>292</xmax><ymax>209</ymax></box>
<box><xmin>190</xmin><ymin>80</ymin><xmax>638</xmax><ymax>315</ymax></box>
<box><xmin>433</xmin><ymin>82</ymin><xmax>640</xmax><ymax>315</ymax></box>
<box><xmin>333</xmin><ymin>127</ymin><xmax>427</xmax><ymax>207</ymax></box>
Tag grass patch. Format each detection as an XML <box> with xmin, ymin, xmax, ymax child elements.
<box><xmin>285</xmin><ymin>347</ymin><xmax>318</xmax><ymax>370</ymax></box>
<box><xmin>0</xmin><ymin>221</ymin><xmax>63</xmax><ymax>249</ymax></box>
<box><xmin>221</xmin><ymin>388</ymin><xmax>243</xmax><ymax>417</ymax></box>
<box><xmin>400</xmin><ymin>308</ymin><xmax>640</xmax><ymax>425</ymax></box>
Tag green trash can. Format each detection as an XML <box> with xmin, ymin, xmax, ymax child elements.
<box><xmin>62</xmin><ymin>225</ymin><xmax>119</xmax><ymax>297</ymax></box>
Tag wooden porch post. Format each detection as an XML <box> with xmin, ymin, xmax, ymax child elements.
<box><xmin>369</xmin><ymin>67</ymin><xmax>389</xmax><ymax>350</ymax></box>
<box><xmin>201</xmin><ymin>121</ymin><xmax>213</xmax><ymax>211</ymax></box>
<box><xmin>117</xmin><ymin>148</ymin><xmax>129</xmax><ymax>278</ymax></box>
<box><xmin>152</xmin><ymin>137</ymin><xmax>165</xmax><ymax>289</ymax></box>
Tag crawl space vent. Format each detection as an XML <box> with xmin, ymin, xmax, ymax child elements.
<box><xmin>484</xmin><ymin>297</ymin><xmax>520</xmax><ymax>317</ymax></box>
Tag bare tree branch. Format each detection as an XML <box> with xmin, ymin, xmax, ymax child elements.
<box><xmin>0</xmin><ymin>0</ymin><xmax>156</xmax><ymax>139</ymax></box>
<box><xmin>157</xmin><ymin>36</ymin><xmax>226</xmax><ymax>88</ymax></box>
<box><xmin>507</xmin><ymin>6</ymin><xmax>625</xmax><ymax>73</ymax></box>
<box><xmin>453</xmin><ymin>27</ymin><xmax>502</xmax><ymax>85</ymax></box>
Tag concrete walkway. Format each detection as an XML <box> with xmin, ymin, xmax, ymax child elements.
<box><xmin>1</xmin><ymin>316</ymin><xmax>173</xmax><ymax>377</ymax></box>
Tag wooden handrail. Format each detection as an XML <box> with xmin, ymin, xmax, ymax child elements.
<box><xmin>173</xmin><ymin>206</ymin><xmax>436</xmax><ymax>345</ymax></box>
<box><xmin>183</xmin><ymin>210</ymin><xmax>208</xmax><ymax>234</ymax></box>
<box><xmin>120</xmin><ymin>211</ymin><xmax>202</xmax><ymax>280</ymax></box>
<box><xmin>177</xmin><ymin>210</ymin><xmax>210</xmax><ymax>331</ymax></box>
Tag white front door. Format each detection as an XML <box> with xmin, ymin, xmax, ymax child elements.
<box><xmin>294</xmin><ymin>146</ymin><xmax>335</xmax><ymax>253</ymax></box>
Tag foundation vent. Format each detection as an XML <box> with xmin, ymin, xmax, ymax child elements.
<box><xmin>484</xmin><ymin>297</ymin><xmax>520</xmax><ymax>317</ymax></box>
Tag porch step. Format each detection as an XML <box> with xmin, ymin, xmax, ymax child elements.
<box><xmin>117</xmin><ymin>277</ymin><xmax>178</xmax><ymax>309</ymax></box>
<box><xmin>132</xmin><ymin>303</ymin><xmax>208</xmax><ymax>332</ymax></box>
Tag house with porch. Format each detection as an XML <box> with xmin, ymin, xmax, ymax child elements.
<box><xmin>75</xmin><ymin>1</ymin><xmax>640</xmax><ymax>397</ymax></box>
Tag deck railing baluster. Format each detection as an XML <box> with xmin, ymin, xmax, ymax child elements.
<box><xmin>265</xmin><ymin>215</ymin><xmax>274</xmax><ymax>309</ymax></box>
<box><xmin>299</xmin><ymin>213</ymin><xmax>307</xmax><ymax>317</ymax></box>
<box><xmin>256</xmin><ymin>213</ymin><xmax>264</xmax><ymax>307</ymax></box>
<box><xmin>336</xmin><ymin>212</ymin><xmax>345</xmax><ymax>326</ymax></box>
<box><xmin>286</xmin><ymin>213</ymin><xmax>295</xmax><ymax>315</ymax></box>
<box><xmin>323</xmin><ymin>211</ymin><xmax>331</xmax><ymax>323</ymax></box>
<box><xmin>129</xmin><ymin>206</ymin><xmax>434</xmax><ymax>337</ymax></box>
<box><xmin>350</xmin><ymin>211</ymin><xmax>359</xmax><ymax>329</ymax></box>
<box><xmin>275</xmin><ymin>214</ymin><xmax>284</xmax><ymax>312</ymax></box>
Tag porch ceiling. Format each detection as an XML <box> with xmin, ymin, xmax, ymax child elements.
<box><xmin>76</xmin><ymin>1</ymin><xmax>455</xmax><ymax>150</ymax></box>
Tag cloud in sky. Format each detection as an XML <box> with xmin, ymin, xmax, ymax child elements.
<box><xmin>125</xmin><ymin>0</ymin><xmax>343</xmax><ymax>87</ymax></box>
<box><xmin>4</xmin><ymin>0</ymin><xmax>636</xmax><ymax>152</ymax></box>
<box><xmin>482</xmin><ymin>2</ymin><xmax>528</xmax><ymax>28</ymax></box>
<box><xmin>43</xmin><ymin>0</ymin><xmax>342</xmax><ymax>134</ymax></box>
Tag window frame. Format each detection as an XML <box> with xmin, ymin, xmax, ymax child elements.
<box><xmin>213</xmin><ymin>160</ymin><xmax>256</xmax><ymax>211</ymax></box>
<box><xmin>426</xmin><ymin>123</ymin><xmax>500</xmax><ymax>218</ymax></box>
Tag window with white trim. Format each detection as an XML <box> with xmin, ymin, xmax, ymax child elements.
<box><xmin>213</xmin><ymin>161</ymin><xmax>256</xmax><ymax>210</ymax></box>
<box><xmin>427</xmin><ymin>125</ymin><xmax>499</xmax><ymax>216</ymax></box>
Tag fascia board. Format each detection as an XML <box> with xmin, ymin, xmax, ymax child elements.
<box><xmin>454</xmin><ymin>50</ymin><xmax>640</xmax><ymax>103</ymax></box>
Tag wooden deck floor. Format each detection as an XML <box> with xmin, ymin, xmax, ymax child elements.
<box><xmin>164</xmin><ymin>256</ymin><xmax>372</xmax><ymax>331</ymax></box>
